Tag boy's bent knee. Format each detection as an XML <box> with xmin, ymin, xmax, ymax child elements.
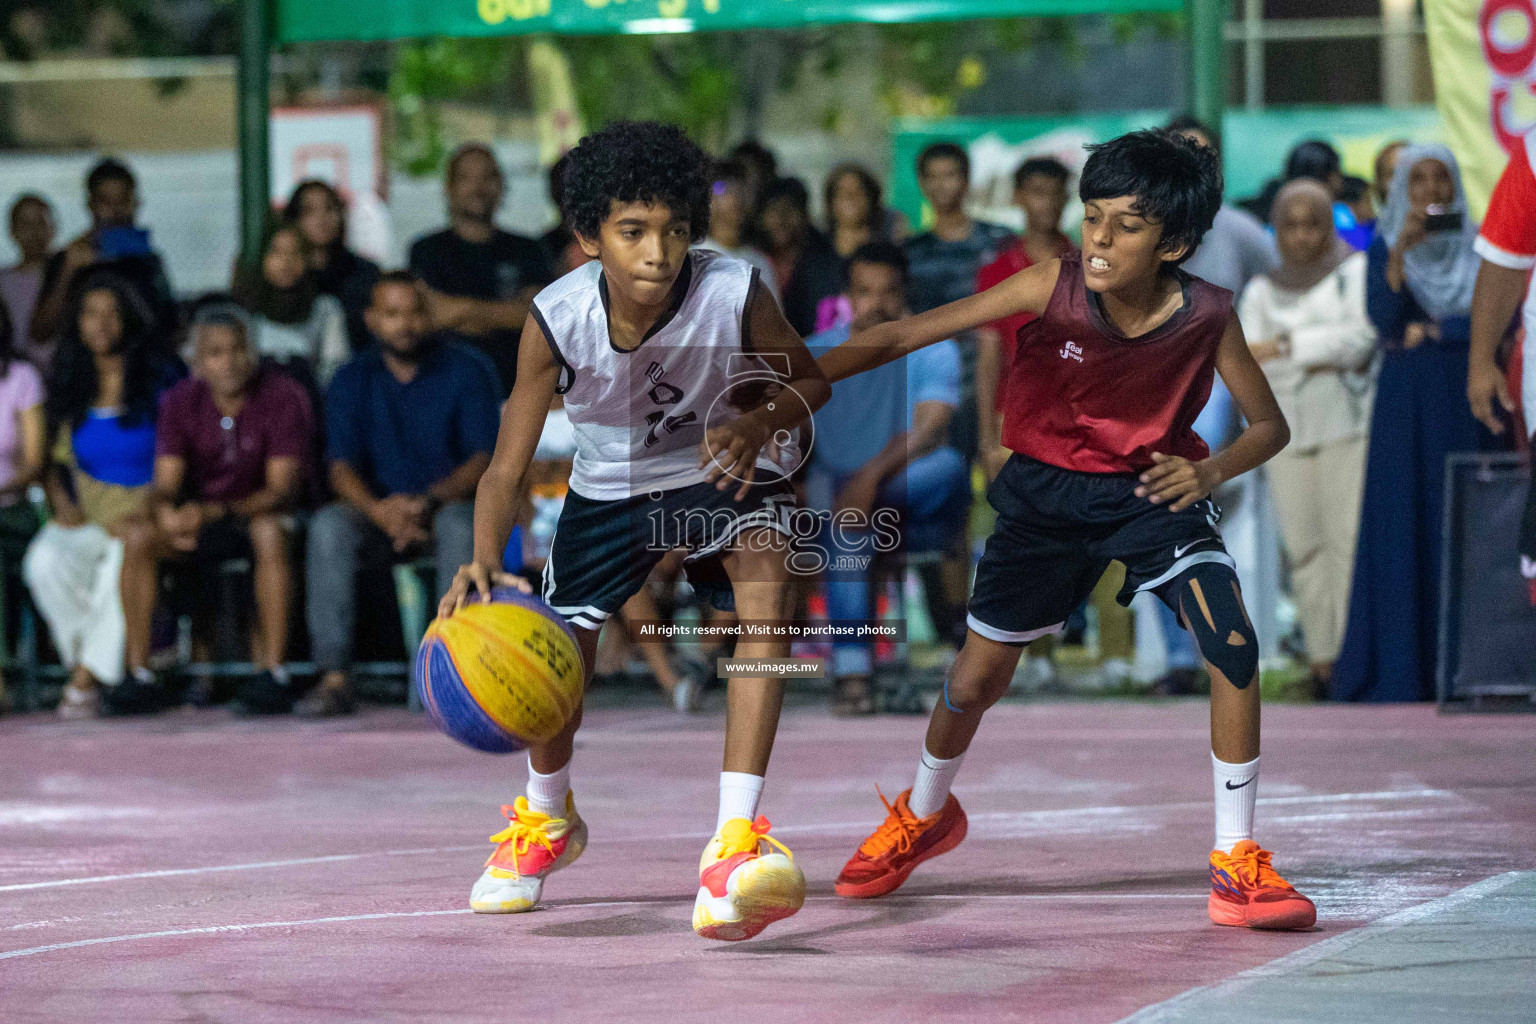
<box><xmin>1166</xmin><ymin>563</ymin><xmax>1258</xmax><ymax>690</ymax></box>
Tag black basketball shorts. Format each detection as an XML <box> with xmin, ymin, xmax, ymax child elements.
<box><xmin>966</xmin><ymin>454</ymin><xmax>1234</xmax><ymax>644</ymax></box>
<box><xmin>542</xmin><ymin>478</ymin><xmax>796</xmax><ymax>631</ymax></box>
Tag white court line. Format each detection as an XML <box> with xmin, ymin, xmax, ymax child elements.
<box><xmin>0</xmin><ymin>846</ymin><xmax>484</xmax><ymax>893</ymax></box>
<box><xmin>0</xmin><ymin>788</ymin><xmax>1458</xmax><ymax>894</ymax></box>
<box><xmin>0</xmin><ymin>892</ymin><xmax>1206</xmax><ymax>963</ymax></box>
<box><xmin>1112</xmin><ymin>871</ymin><xmax>1531</xmax><ymax>1024</ymax></box>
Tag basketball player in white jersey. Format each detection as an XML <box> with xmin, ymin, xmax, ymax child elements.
<box><xmin>438</xmin><ymin>122</ymin><xmax>830</xmax><ymax>941</ymax></box>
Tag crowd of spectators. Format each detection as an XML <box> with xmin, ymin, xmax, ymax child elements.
<box><xmin>0</xmin><ymin>116</ymin><xmax>1523</xmax><ymax>720</ymax></box>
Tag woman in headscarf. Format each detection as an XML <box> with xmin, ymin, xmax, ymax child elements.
<box><xmin>1238</xmin><ymin>180</ymin><xmax>1377</xmax><ymax>695</ymax></box>
<box><xmin>1333</xmin><ymin>144</ymin><xmax>1494</xmax><ymax>702</ymax></box>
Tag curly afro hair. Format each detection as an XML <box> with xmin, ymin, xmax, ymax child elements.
<box><xmin>560</xmin><ymin>121</ymin><xmax>712</xmax><ymax>243</ymax></box>
<box><xmin>1080</xmin><ymin>129</ymin><xmax>1222</xmax><ymax>264</ymax></box>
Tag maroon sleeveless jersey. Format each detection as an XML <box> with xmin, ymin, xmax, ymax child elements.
<box><xmin>1000</xmin><ymin>250</ymin><xmax>1233</xmax><ymax>474</ymax></box>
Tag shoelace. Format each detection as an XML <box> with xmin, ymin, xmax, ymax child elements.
<box><xmin>1227</xmin><ymin>846</ymin><xmax>1291</xmax><ymax>890</ymax></box>
<box><xmin>485</xmin><ymin>799</ymin><xmax>560</xmax><ymax>876</ymax></box>
<box><xmin>716</xmin><ymin>815</ymin><xmax>794</xmax><ymax>861</ymax></box>
<box><xmin>857</xmin><ymin>786</ymin><xmax>922</xmax><ymax>858</ymax></box>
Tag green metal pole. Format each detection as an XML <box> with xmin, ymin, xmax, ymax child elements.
<box><xmin>237</xmin><ymin>0</ymin><xmax>271</xmax><ymax>270</ymax></box>
<box><xmin>1185</xmin><ymin>0</ymin><xmax>1226</xmax><ymax>145</ymax></box>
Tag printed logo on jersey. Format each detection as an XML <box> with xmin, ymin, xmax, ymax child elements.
<box><xmin>1060</xmin><ymin>341</ymin><xmax>1084</xmax><ymax>363</ymax></box>
<box><xmin>642</xmin><ymin>360</ymin><xmax>697</xmax><ymax>448</ymax></box>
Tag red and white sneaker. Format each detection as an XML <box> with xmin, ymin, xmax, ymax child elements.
<box><xmin>692</xmin><ymin>816</ymin><xmax>806</xmax><ymax>942</ymax></box>
<box><xmin>1208</xmin><ymin>840</ymin><xmax>1317</xmax><ymax>930</ymax></box>
<box><xmin>469</xmin><ymin>794</ymin><xmax>587</xmax><ymax>913</ymax></box>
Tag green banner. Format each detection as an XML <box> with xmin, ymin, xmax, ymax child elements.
<box><xmin>277</xmin><ymin>0</ymin><xmax>1182</xmax><ymax>45</ymax></box>
<box><xmin>890</xmin><ymin>105</ymin><xmax>1445</xmax><ymax>235</ymax></box>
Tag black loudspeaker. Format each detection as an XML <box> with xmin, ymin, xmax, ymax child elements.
<box><xmin>1438</xmin><ymin>453</ymin><xmax>1536</xmax><ymax>709</ymax></box>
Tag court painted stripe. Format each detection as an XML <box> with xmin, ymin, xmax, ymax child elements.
<box><xmin>0</xmin><ymin>845</ymin><xmax>484</xmax><ymax>893</ymax></box>
<box><xmin>0</xmin><ymin>788</ymin><xmax>1457</xmax><ymax>893</ymax></box>
<box><xmin>1112</xmin><ymin>871</ymin><xmax>1530</xmax><ymax>1024</ymax></box>
<box><xmin>0</xmin><ymin>892</ymin><xmax>1207</xmax><ymax>962</ymax></box>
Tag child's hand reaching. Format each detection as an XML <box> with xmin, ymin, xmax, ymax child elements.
<box><xmin>1135</xmin><ymin>452</ymin><xmax>1223</xmax><ymax>512</ymax></box>
<box><xmin>700</xmin><ymin>414</ymin><xmax>771</xmax><ymax>500</ymax></box>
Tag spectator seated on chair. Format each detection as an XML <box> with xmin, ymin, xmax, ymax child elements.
<box><xmin>119</xmin><ymin>302</ymin><xmax>313</xmax><ymax>716</ymax></box>
<box><xmin>24</xmin><ymin>272</ymin><xmax>183</xmax><ymax>719</ymax></box>
<box><xmin>804</xmin><ymin>242</ymin><xmax>971</xmax><ymax>715</ymax></box>
<box><xmin>303</xmin><ymin>271</ymin><xmax>500</xmax><ymax>717</ymax></box>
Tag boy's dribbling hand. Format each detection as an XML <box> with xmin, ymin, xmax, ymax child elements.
<box><xmin>438</xmin><ymin>561</ymin><xmax>532</xmax><ymax>620</ymax></box>
<box><xmin>1135</xmin><ymin>452</ymin><xmax>1222</xmax><ymax>512</ymax></box>
<box><xmin>700</xmin><ymin>415</ymin><xmax>770</xmax><ymax>500</ymax></box>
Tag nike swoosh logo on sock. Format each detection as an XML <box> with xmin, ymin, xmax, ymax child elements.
<box><xmin>1224</xmin><ymin>777</ymin><xmax>1255</xmax><ymax>790</ymax></box>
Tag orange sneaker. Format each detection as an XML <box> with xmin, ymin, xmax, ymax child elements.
<box><xmin>1208</xmin><ymin>840</ymin><xmax>1316</xmax><ymax>930</ymax></box>
<box><xmin>834</xmin><ymin>788</ymin><xmax>967</xmax><ymax>899</ymax></box>
<box><xmin>469</xmin><ymin>794</ymin><xmax>587</xmax><ymax>913</ymax></box>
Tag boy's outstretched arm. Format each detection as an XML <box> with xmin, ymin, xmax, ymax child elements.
<box><xmin>1136</xmin><ymin>311</ymin><xmax>1290</xmax><ymax>512</ymax></box>
<box><xmin>438</xmin><ymin>316</ymin><xmax>561</xmax><ymax>616</ymax></box>
<box><xmin>700</xmin><ymin>284</ymin><xmax>831</xmax><ymax>498</ymax></box>
<box><xmin>819</xmin><ymin>259</ymin><xmax>1061</xmax><ymax>383</ymax></box>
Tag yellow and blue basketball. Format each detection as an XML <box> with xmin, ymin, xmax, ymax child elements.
<box><xmin>416</xmin><ymin>587</ymin><xmax>584</xmax><ymax>754</ymax></box>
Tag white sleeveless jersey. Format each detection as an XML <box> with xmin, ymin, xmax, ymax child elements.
<box><xmin>530</xmin><ymin>249</ymin><xmax>794</xmax><ymax>500</ymax></box>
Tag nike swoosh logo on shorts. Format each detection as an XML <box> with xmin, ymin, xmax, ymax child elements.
<box><xmin>1174</xmin><ymin>542</ymin><xmax>1202</xmax><ymax>558</ymax></box>
<box><xmin>1224</xmin><ymin>778</ymin><xmax>1254</xmax><ymax>790</ymax></box>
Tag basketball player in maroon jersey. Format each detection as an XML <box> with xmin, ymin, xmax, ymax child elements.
<box><xmin>818</xmin><ymin>130</ymin><xmax>1315</xmax><ymax>931</ymax></box>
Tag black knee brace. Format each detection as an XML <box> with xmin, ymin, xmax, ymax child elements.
<box><xmin>1165</xmin><ymin>562</ymin><xmax>1258</xmax><ymax>690</ymax></box>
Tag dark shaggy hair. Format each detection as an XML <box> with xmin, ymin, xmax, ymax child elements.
<box><xmin>1080</xmin><ymin>129</ymin><xmax>1222</xmax><ymax>264</ymax></box>
<box><xmin>86</xmin><ymin>158</ymin><xmax>136</xmax><ymax>196</ymax></box>
<box><xmin>823</xmin><ymin>163</ymin><xmax>883</xmax><ymax>232</ymax></box>
<box><xmin>1285</xmin><ymin>139</ymin><xmax>1342</xmax><ymax>185</ymax></box>
<box><xmin>561</xmin><ymin>121</ymin><xmax>711</xmax><ymax>243</ymax></box>
<box><xmin>45</xmin><ymin>271</ymin><xmax>163</xmax><ymax>434</ymax></box>
<box><xmin>1013</xmin><ymin>156</ymin><xmax>1071</xmax><ymax>190</ymax></box>
<box><xmin>917</xmin><ymin>141</ymin><xmax>969</xmax><ymax>179</ymax></box>
<box><xmin>848</xmin><ymin>240</ymin><xmax>909</xmax><ymax>287</ymax></box>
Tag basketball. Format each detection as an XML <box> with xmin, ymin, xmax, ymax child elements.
<box><xmin>416</xmin><ymin>587</ymin><xmax>584</xmax><ymax>754</ymax></box>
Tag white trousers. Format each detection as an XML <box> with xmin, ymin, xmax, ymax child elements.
<box><xmin>1266</xmin><ymin>436</ymin><xmax>1368</xmax><ymax>664</ymax></box>
<box><xmin>22</xmin><ymin>523</ymin><xmax>126</xmax><ymax>686</ymax></box>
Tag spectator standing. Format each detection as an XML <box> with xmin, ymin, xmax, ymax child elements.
<box><xmin>1163</xmin><ymin>116</ymin><xmax>1283</xmax><ymax>694</ymax></box>
<box><xmin>697</xmin><ymin>159</ymin><xmax>778</xmax><ymax>298</ymax></box>
<box><xmin>804</xmin><ymin>243</ymin><xmax>970</xmax><ymax>714</ymax></box>
<box><xmin>1336</xmin><ymin>176</ymin><xmax>1377</xmax><ymax>252</ymax></box>
<box><xmin>757</xmin><ymin>177</ymin><xmax>845</xmax><ymax>337</ymax></box>
<box><xmin>282</xmin><ymin>180</ymin><xmax>381</xmax><ymax>352</ymax></box>
<box><xmin>408</xmin><ymin>143</ymin><xmax>555</xmax><ymax>397</ymax></box>
<box><xmin>1238</xmin><ymin>180</ymin><xmax>1377</xmax><ymax>693</ymax></box>
<box><xmin>0</xmin><ymin>297</ymin><xmax>46</xmax><ymax>675</ymax></box>
<box><xmin>2</xmin><ymin>195</ymin><xmax>55</xmax><ymax>370</ymax></box>
<box><xmin>304</xmin><ymin>273</ymin><xmax>500</xmax><ymax>716</ymax></box>
<box><xmin>235</xmin><ymin>224</ymin><xmax>349</xmax><ymax>389</ymax></box>
<box><xmin>974</xmin><ymin>157</ymin><xmax>1076</xmax><ymax>478</ymax></box>
<box><xmin>1334</xmin><ymin>145</ymin><xmax>1491</xmax><ymax>702</ymax></box>
<box><xmin>25</xmin><ymin>273</ymin><xmax>182</xmax><ymax>719</ymax></box>
<box><xmin>726</xmin><ymin>138</ymin><xmax>778</xmax><ymax>228</ymax></box>
<box><xmin>813</xmin><ymin>163</ymin><xmax>907</xmax><ymax>333</ymax></box>
<box><xmin>825</xmin><ymin>163</ymin><xmax>906</xmax><ymax>258</ymax></box>
<box><xmin>120</xmin><ymin>304</ymin><xmax>312</xmax><ymax>715</ymax></box>
<box><xmin>30</xmin><ymin>159</ymin><xmax>176</xmax><ymax>348</ymax></box>
<box><xmin>903</xmin><ymin>142</ymin><xmax>1014</xmax><ymax>462</ymax></box>
<box><xmin>1374</xmin><ymin>140</ymin><xmax>1409</xmax><ymax>209</ymax></box>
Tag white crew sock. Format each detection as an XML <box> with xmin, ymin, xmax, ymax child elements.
<box><xmin>908</xmin><ymin>747</ymin><xmax>965</xmax><ymax>819</ymax></box>
<box><xmin>1212</xmin><ymin>753</ymin><xmax>1259</xmax><ymax>853</ymax></box>
<box><xmin>717</xmin><ymin>772</ymin><xmax>765</xmax><ymax>831</ymax></box>
<box><xmin>526</xmin><ymin>758</ymin><xmax>572</xmax><ymax>819</ymax></box>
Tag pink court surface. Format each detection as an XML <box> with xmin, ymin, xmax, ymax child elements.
<box><xmin>2</xmin><ymin>698</ymin><xmax>1533</xmax><ymax>1023</ymax></box>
